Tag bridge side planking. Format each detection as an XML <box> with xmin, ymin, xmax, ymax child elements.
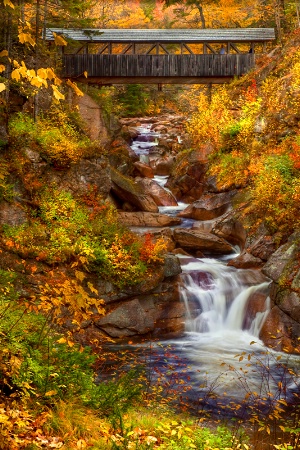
<box><xmin>63</xmin><ymin>54</ymin><xmax>255</xmax><ymax>81</ymax></box>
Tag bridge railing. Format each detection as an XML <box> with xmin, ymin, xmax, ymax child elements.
<box><xmin>62</xmin><ymin>54</ymin><xmax>255</xmax><ymax>79</ymax></box>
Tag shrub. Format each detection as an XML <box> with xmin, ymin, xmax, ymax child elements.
<box><xmin>118</xmin><ymin>84</ymin><xmax>152</xmax><ymax>117</ymax></box>
<box><xmin>1</xmin><ymin>186</ymin><xmax>167</xmax><ymax>287</ymax></box>
<box><xmin>8</xmin><ymin>107</ymin><xmax>100</xmax><ymax>167</ymax></box>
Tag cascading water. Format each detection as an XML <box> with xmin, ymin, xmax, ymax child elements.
<box><xmin>179</xmin><ymin>256</ymin><xmax>270</xmax><ymax>335</ymax></box>
<box><xmin>128</xmin><ymin>120</ymin><xmax>300</xmax><ymax>416</ymax></box>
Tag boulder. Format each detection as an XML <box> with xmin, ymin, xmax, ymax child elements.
<box><xmin>94</xmin><ymin>276</ymin><xmax>185</xmax><ymax>338</ymax></box>
<box><xmin>260</xmin><ymin>305</ymin><xmax>300</xmax><ymax>353</ymax></box>
<box><xmin>0</xmin><ymin>201</ymin><xmax>27</xmax><ymax>226</ymax></box>
<box><xmin>243</xmin><ymin>291</ymin><xmax>270</xmax><ymax>332</ymax></box>
<box><xmin>146</xmin><ymin>228</ymin><xmax>176</xmax><ymax>252</ymax></box>
<box><xmin>136</xmin><ymin>178</ymin><xmax>177</xmax><ymax>206</ymax></box>
<box><xmin>227</xmin><ymin>251</ymin><xmax>264</xmax><ymax>269</ymax></box>
<box><xmin>133</xmin><ymin>161</ymin><xmax>154</xmax><ymax>178</ymax></box>
<box><xmin>73</xmin><ymin>94</ymin><xmax>109</xmax><ymax>145</ymax></box>
<box><xmin>163</xmin><ymin>254</ymin><xmax>182</xmax><ymax>278</ymax></box>
<box><xmin>166</xmin><ymin>150</ymin><xmax>208</xmax><ymax>202</ymax></box>
<box><xmin>150</xmin><ymin>155</ymin><xmax>175</xmax><ymax>176</ymax></box>
<box><xmin>178</xmin><ymin>191</ymin><xmax>237</xmax><ymax>221</ymax></box>
<box><xmin>95</xmin><ymin>298</ymin><xmax>156</xmax><ymax>337</ymax></box>
<box><xmin>248</xmin><ymin>233</ymin><xmax>281</xmax><ymax>261</ymax></box>
<box><xmin>118</xmin><ymin>211</ymin><xmax>181</xmax><ymax>227</ymax></box>
<box><xmin>111</xmin><ymin>167</ymin><xmax>158</xmax><ymax>212</ymax></box>
<box><xmin>262</xmin><ymin>233</ymin><xmax>300</xmax><ymax>282</ymax></box>
<box><xmin>108</xmin><ymin>137</ymin><xmax>138</xmax><ymax>175</ymax></box>
<box><xmin>173</xmin><ymin>228</ymin><xmax>234</xmax><ymax>254</ymax></box>
<box><xmin>212</xmin><ymin>212</ymin><xmax>247</xmax><ymax>250</ymax></box>
<box><xmin>46</xmin><ymin>158</ymin><xmax>111</xmax><ymax>197</ymax></box>
<box><xmin>260</xmin><ymin>232</ymin><xmax>300</xmax><ymax>353</ymax></box>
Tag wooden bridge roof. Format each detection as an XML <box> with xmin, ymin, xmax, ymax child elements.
<box><xmin>45</xmin><ymin>28</ymin><xmax>276</xmax><ymax>44</ymax></box>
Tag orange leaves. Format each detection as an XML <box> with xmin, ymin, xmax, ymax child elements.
<box><xmin>244</xmin><ymin>79</ymin><xmax>258</xmax><ymax>102</ymax></box>
<box><xmin>289</xmin><ymin>140</ymin><xmax>300</xmax><ymax>169</ymax></box>
<box><xmin>139</xmin><ymin>233</ymin><xmax>167</xmax><ymax>265</ymax></box>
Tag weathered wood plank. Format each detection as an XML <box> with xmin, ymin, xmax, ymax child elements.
<box><xmin>62</xmin><ymin>54</ymin><xmax>255</xmax><ymax>82</ymax></box>
<box><xmin>46</xmin><ymin>27</ymin><xmax>276</xmax><ymax>44</ymax></box>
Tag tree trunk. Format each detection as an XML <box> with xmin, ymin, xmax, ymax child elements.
<box><xmin>195</xmin><ymin>2</ymin><xmax>206</xmax><ymax>29</ymax></box>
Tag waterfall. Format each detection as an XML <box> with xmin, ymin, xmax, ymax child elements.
<box><xmin>179</xmin><ymin>256</ymin><xmax>270</xmax><ymax>337</ymax></box>
<box><xmin>125</xmin><ymin>119</ymin><xmax>300</xmax><ymax>414</ymax></box>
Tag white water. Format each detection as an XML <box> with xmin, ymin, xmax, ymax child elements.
<box><xmin>129</xmin><ymin>121</ymin><xmax>300</xmax><ymax>413</ymax></box>
<box><xmin>179</xmin><ymin>255</ymin><xmax>270</xmax><ymax>336</ymax></box>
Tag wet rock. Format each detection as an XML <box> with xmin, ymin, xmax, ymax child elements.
<box><xmin>212</xmin><ymin>212</ymin><xmax>247</xmax><ymax>250</ymax></box>
<box><xmin>248</xmin><ymin>234</ymin><xmax>281</xmax><ymax>261</ymax></box>
<box><xmin>163</xmin><ymin>254</ymin><xmax>182</xmax><ymax>278</ymax></box>
<box><xmin>260</xmin><ymin>305</ymin><xmax>300</xmax><ymax>353</ymax></box>
<box><xmin>94</xmin><ymin>277</ymin><xmax>184</xmax><ymax>338</ymax></box>
<box><xmin>150</xmin><ymin>155</ymin><xmax>175</xmax><ymax>176</ymax></box>
<box><xmin>118</xmin><ymin>211</ymin><xmax>181</xmax><ymax>227</ymax></box>
<box><xmin>173</xmin><ymin>228</ymin><xmax>234</xmax><ymax>254</ymax></box>
<box><xmin>111</xmin><ymin>167</ymin><xmax>158</xmax><ymax>212</ymax></box>
<box><xmin>133</xmin><ymin>161</ymin><xmax>154</xmax><ymax>178</ymax></box>
<box><xmin>260</xmin><ymin>232</ymin><xmax>300</xmax><ymax>353</ymax></box>
<box><xmin>178</xmin><ymin>191</ymin><xmax>237</xmax><ymax>221</ymax></box>
<box><xmin>151</xmin><ymin>124</ymin><xmax>168</xmax><ymax>133</ymax></box>
<box><xmin>136</xmin><ymin>177</ymin><xmax>177</xmax><ymax>207</ymax></box>
<box><xmin>227</xmin><ymin>251</ymin><xmax>264</xmax><ymax>269</ymax></box>
<box><xmin>243</xmin><ymin>291</ymin><xmax>269</xmax><ymax>331</ymax></box>
<box><xmin>166</xmin><ymin>155</ymin><xmax>207</xmax><ymax>203</ymax></box>
<box><xmin>119</xmin><ymin>118</ymin><xmax>142</xmax><ymax>126</ymax></box>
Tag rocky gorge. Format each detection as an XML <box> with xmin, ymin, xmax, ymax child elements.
<box><xmin>1</xmin><ymin>99</ymin><xmax>300</xmax><ymax>356</ymax></box>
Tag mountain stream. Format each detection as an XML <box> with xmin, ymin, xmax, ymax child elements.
<box><xmin>121</xmin><ymin>122</ymin><xmax>300</xmax><ymax>418</ymax></box>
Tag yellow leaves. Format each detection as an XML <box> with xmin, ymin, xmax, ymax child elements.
<box><xmin>46</xmin><ymin>67</ymin><xmax>57</xmax><ymax>80</ymax></box>
<box><xmin>0</xmin><ymin>50</ymin><xmax>8</xmax><ymax>58</ymax></box>
<box><xmin>75</xmin><ymin>270</ymin><xmax>85</xmax><ymax>282</ymax></box>
<box><xmin>3</xmin><ymin>0</ymin><xmax>14</xmax><ymax>8</ymax></box>
<box><xmin>52</xmin><ymin>85</ymin><xmax>65</xmax><ymax>101</ymax></box>
<box><xmin>0</xmin><ymin>412</ymin><xmax>10</xmax><ymax>423</ymax></box>
<box><xmin>39</xmin><ymin>271</ymin><xmax>105</xmax><ymax>330</ymax></box>
<box><xmin>53</xmin><ymin>32</ymin><xmax>68</xmax><ymax>47</ymax></box>
<box><xmin>88</xmin><ymin>282</ymin><xmax>98</xmax><ymax>295</ymax></box>
<box><xmin>18</xmin><ymin>31</ymin><xmax>36</xmax><ymax>47</ymax></box>
<box><xmin>37</xmin><ymin>68</ymin><xmax>48</xmax><ymax>79</ymax></box>
<box><xmin>84</xmin><ymin>71</ymin><xmax>88</xmax><ymax>78</ymax></box>
<box><xmin>66</xmin><ymin>79</ymin><xmax>84</xmax><ymax>97</ymax></box>
<box><xmin>45</xmin><ymin>390</ymin><xmax>57</xmax><ymax>396</ymax></box>
<box><xmin>4</xmin><ymin>55</ymin><xmax>64</xmax><ymax>101</ymax></box>
<box><xmin>0</xmin><ymin>83</ymin><xmax>6</xmax><ymax>93</ymax></box>
<box><xmin>11</xmin><ymin>68</ymin><xmax>21</xmax><ymax>81</ymax></box>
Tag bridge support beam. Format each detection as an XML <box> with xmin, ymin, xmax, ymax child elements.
<box><xmin>71</xmin><ymin>76</ymin><xmax>234</xmax><ymax>85</ymax></box>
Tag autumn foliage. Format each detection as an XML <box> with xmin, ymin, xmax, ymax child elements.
<box><xmin>186</xmin><ymin>33</ymin><xmax>300</xmax><ymax>235</ymax></box>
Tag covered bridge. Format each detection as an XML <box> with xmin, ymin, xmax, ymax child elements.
<box><xmin>45</xmin><ymin>28</ymin><xmax>276</xmax><ymax>85</ymax></box>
